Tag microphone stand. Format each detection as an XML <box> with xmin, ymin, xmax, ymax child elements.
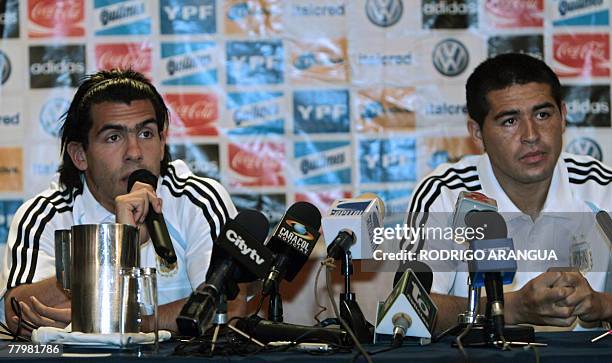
<box><xmin>267</xmin><ymin>280</ymin><xmax>284</xmax><ymax>323</ymax></box>
<box><xmin>210</xmin><ymin>293</ymin><xmax>228</xmax><ymax>353</ymax></box>
<box><xmin>339</xmin><ymin>250</ymin><xmax>373</xmax><ymax>343</ymax></box>
<box><xmin>439</xmin><ymin>278</ymin><xmax>535</xmax><ymax>347</ymax></box>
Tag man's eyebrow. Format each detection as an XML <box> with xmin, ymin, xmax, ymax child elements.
<box><xmin>492</xmin><ymin>102</ymin><xmax>556</xmax><ymax>120</ymax></box>
<box><xmin>532</xmin><ymin>102</ymin><xmax>556</xmax><ymax>111</ymax></box>
<box><xmin>493</xmin><ymin>109</ymin><xmax>520</xmax><ymax>120</ymax></box>
<box><xmin>96</xmin><ymin>119</ymin><xmax>158</xmax><ymax>136</ymax></box>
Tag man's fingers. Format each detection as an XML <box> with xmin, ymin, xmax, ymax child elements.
<box><xmin>18</xmin><ymin>302</ymin><xmax>65</xmax><ymax>329</ymax></box>
<box><xmin>555</xmin><ymin>272</ymin><xmax>583</xmax><ymax>288</ymax></box>
<box><xmin>544</xmin><ymin>286</ymin><xmax>574</xmax><ymax>302</ymax></box>
<box><xmin>30</xmin><ymin>297</ymin><xmax>71</xmax><ymax>323</ymax></box>
<box><xmin>537</xmin><ymin>271</ymin><xmax>563</xmax><ymax>287</ymax></box>
<box><xmin>542</xmin><ymin>316</ymin><xmax>577</xmax><ymax>327</ymax></box>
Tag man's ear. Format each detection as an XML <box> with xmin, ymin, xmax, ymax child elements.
<box><xmin>467</xmin><ymin>119</ymin><xmax>485</xmax><ymax>151</ymax></box>
<box><xmin>67</xmin><ymin>142</ymin><xmax>88</xmax><ymax>171</ymax></box>
<box><xmin>560</xmin><ymin>101</ymin><xmax>567</xmax><ymax>134</ymax></box>
<box><xmin>159</xmin><ymin>128</ymin><xmax>167</xmax><ymax>160</ymax></box>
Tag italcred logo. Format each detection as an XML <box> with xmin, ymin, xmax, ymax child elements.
<box><xmin>39</xmin><ymin>98</ymin><xmax>70</xmax><ymax>137</ymax></box>
<box><xmin>0</xmin><ymin>50</ymin><xmax>10</xmax><ymax>85</ymax></box>
<box><xmin>432</xmin><ymin>39</ymin><xmax>469</xmax><ymax>76</ymax></box>
<box><xmin>566</xmin><ymin>138</ymin><xmax>603</xmax><ymax>161</ymax></box>
<box><xmin>366</xmin><ymin>0</ymin><xmax>403</xmax><ymax>27</ymax></box>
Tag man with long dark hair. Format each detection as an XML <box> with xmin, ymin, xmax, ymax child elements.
<box><xmin>0</xmin><ymin>69</ymin><xmax>236</xmax><ymax>333</ymax></box>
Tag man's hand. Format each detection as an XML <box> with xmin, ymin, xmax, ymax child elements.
<box><xmin>115</xmin><ymin>181</ymin><xmax>162</xmax><ymax>243</ymax></box>
<box><xmin>505</xmin><ymin>272</ymin><xmax>577</xmax><ymax>326</ymax></box>
<box><xmin>555</xmin><ymin>272</ymin><xmax>612</xmax><ymax>322</ymax></box>
<box><xmin>12</xmin><ymin>297</ymin><xmax>71</xmax><ymax>332</ymax></box>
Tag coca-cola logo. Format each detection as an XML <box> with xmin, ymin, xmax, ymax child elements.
<box><xmin>98</xmin><ymin>51</ymin><xmax>149</xmax><ymax>72</ymax></box>
<box><xmin>485</xmin><ymin>0</ymin><xmax>540</xmax><ymax>16</ymax></box>
<box><xmin>556</xmin><ymin>41</ymin><xmax>607</xmax><ymax>61</ymax></box>
<box><xmin>174</xmin><ymin>100</ymin><xmax>216</xmax><ymax>121</ymax></box>
<box><xmin>30</xmin><ymin>0</ymin><xmax>83</xmax><ymax>27</ymax></box>
<box><xmin>554</xmin><ymin>34</ymin><xmax>610</xmax><ymax>77</ymax></box>
<box><xmin>484</xmin><ymin>0</ymin><xmax>542</xmax><ymax>27</ymax></box>
<box><xmin>230</xmin><ymin>149</ymin><xmax>281</xmax><ymax>177</ymax></box>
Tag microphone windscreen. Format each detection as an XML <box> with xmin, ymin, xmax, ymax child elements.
<box><xmin>464</xmin><ymin>210</ymin><xmax>507</xmax><ymax>239</ymax></box>
<box><xmin>127</xmin><ymin>169</ymin><xmax>158</xmax><ymax>191</ymax></box>
<box><xmin>286</xmin><ymin>201</ymin><xmax>322</xmax><ymax>230</ymax></box>
<box><xmin>235</xmin><ymin>209</ymin><xmax>270</xmax><ymax>242</ymax></box>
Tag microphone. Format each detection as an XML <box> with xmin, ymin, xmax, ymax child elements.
<box><xmin>375</xmin><ymin>268</ymin><xmax>438</xmax><ymax>339</ymax></box>
<box><xmin>322</xmin><ymin>193</ymin><xmax>385</xmax><ymax>260</ymax></box>
<box><xmin>452</xmin><ymin>191</ymin><xmax>497</xmax><ymax>241</ymax></box>
<box><xmin>176</xmin><ymin>210</ymin><xmax>273</xmax><ymax>336</ymax></box>
<box><xmin>596</xmin><ymin>210</ymin><xmax>612</xmax><ymax>245</ymax></box>
<box><xmin>262</xmin><ymin>201</ymin><xmax>322</xmax><ymax>296</ymax></box>
<box><xmin>465</xmin><ymin>210</ymin><xmax>517</xmax><ymax>339</ymax></box>
<box><xmin>127</xmin><ymin>169</ymin><xmax>177</xmax><ymax>265</ymax></box>
<box><xmin>391</xmin><ymin>313</ymin><xmax>412</xmax><ymax>347</ymax></box>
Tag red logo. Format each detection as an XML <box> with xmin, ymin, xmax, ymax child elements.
<box><xmin>295</xmin><ymin>190</ymin><xmax>351</xmax><ymax>215</ymax></box>
<box><xmin>164</xmin><ymin>93</ymin><xmax>218</xmax><ymax>136</ymax></box>
<box><xmin>95</xmin><ymin>43</ymin><xmax>152</xmax><ymax>76</ymax></box>
<box><xmin>228</xmin><ymin>143</ymin><xmax>285</xmax><ymax>187</ymax></box>
<box><xmin>28</xmin><ymin>0</ymin><xmax>84</xmax><ymax>37</ymax></box>
<box><xmin>553</xmin><ymin>34</ymin><xmax>610</xmax><ymax>78</ymax></box>
<box><xmin>484</xmin><ymin>0</ymin><xmax>543</xmax><ymax>28</ymax></box>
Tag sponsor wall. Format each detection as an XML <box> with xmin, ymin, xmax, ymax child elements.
<box><xmin>0</xmin><ymin>0</ymin><xmax>611</xmax><ymax>261</ymax></box>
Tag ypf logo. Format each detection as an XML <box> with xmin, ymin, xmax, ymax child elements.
<box><xmin>0</xmin><ymin>50</ymin><xmax>10</xmax><ymax>85</ymax></box>
<box><xmin>566</xmin><ymin>138</ymin><xmax>603</xmax><ymax>161</ymax></box>
<box><xmin>432</xmin><ymin>38</ymin><xmax>469</xmax><ymax>76</ymax></box>
<box><xmin>366</xmin><ymin>0</ymin><xmax>403</xmax><ymax>27</ymax></box>
<box><xmin>39</xmin><ymin>98</ymin><xmax>70</xmax><ymax>137</ymax></box>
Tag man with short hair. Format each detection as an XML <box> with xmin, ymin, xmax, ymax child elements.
<box><xmin>0</xmin><ymin>69</ymin><xmax>237</xmax><ymax>333</ymax></box>
<box><xmin>403</xmin><ymin>53</ymin><xmax>612</xmax><ymax>331</ymax></box>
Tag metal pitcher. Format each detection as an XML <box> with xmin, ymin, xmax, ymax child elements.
<box><xmin>58</xmin><ymin>223</ymin><xmax>140</xmax><ymax>334</ymax></box>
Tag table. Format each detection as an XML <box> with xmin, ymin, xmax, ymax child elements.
<box><xmin>0</xmin><ymin>331</ymin><xmax>610</xmax><ymax>362</ymax></box>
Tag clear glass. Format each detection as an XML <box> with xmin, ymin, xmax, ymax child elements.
<box><xmin>119</xmin><ymin>267</ymin><xmax>158</xmax><ymax>350</ymax></box>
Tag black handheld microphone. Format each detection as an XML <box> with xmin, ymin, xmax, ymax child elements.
<box><xmin>262</xmin><ymin>201</ymin><xmax>321</xmax><ymax>295</ymax></box>
<box><xmin>465</xmin><ymin>210</ymin><xmax>514</xmax><ymax>340</ymax></box>
<box><xmin>177</xmin><ymin>210</ymin><xmax>272</xmax><ymax>336</ymax></box>
<box><xmin>127</xmin><ymin>169</ymin><xmax>177</xmax><ymax>265</ymax></box>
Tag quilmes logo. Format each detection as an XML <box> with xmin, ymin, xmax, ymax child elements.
<box><xmin>226</xmin><ymin>229</ymin><xmax>264</xmax><ymax>265</ymax></box>
<box><xmin>95</xmin><ymin>0</ymin><xmax>150</xmax><ymax>35</ymax></box>
<box><xmin>0</xmin><ymin>50</ymin><xmax>10</xmax><ymax>85</ymax></box>
<box><xmin>432</xmin><ymin>38</ymin><xmax>469</xmax><ymax>76</ymax></box>
<box><xmin>366</xmin><ymin>0</ymin><xmax>403</xmax><ymax>27</ymax></box>
<box><xmin>555</xmin><ymin>0</ymin><xmax>607</xmax><ymax>26</ymax></box>
<box><xmin>566</xmin><ymin>138</ymin><xmax>603</xmax><ymax>161</ymax></box>
<box><xmin>40</xmin><ymin>98</ymin><xmax>70</xmax><ymax>137</ymax></box>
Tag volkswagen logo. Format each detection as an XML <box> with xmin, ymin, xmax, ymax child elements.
<box><xmin>40</xmin><ymin>98</ymin><xmax>70</xmax><ymax>138</ymax></box>
<box><xmin>432</xmin><ymin>39</ymin><xmax>469</xmax><ymax>77</ymax></box>
<box><xmin>366</xmin><ymin>0</ymin><xmax>403</xmax><ymax>28</ymax></box>
<box><xmin>566</xmin><ymin>137</ymin><xmax>603</xmax><ymax>161</ymax></box>
<box><xmin>0</xmin><ymin>50</ymin><xmax>11</xmax><ymax>85</ymax></box>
